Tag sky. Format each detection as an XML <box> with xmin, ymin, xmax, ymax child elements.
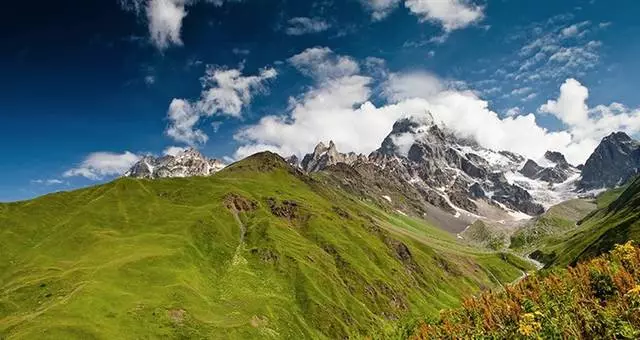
<box><xmin>1</xmin><ymin>0</ymin><xmax>640</xmax><ymax>202</ymax></box>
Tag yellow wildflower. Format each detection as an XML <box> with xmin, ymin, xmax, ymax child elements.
<box><xmin>518</xmin><ymin>313</ymin><xmax>541</xmax><ymax>337</ymax></box>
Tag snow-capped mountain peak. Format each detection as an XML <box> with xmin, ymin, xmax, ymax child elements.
<box><xmin>125</xmin><ymin>147</ymin><xmax>225</xmax><ymax>179</ymax></box>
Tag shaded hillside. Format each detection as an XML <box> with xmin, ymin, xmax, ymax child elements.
<box><xmin>411</xmin><ymin>242</ymin><xmax>640</xmax><ymax>339</ymax></box>
<box><xmin>0</xmin><ymin>152</ymin><xmax>527</xmax><ymax>339</ymax></box>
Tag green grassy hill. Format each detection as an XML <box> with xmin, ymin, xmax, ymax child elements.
<box><xmin>0</xmin><ymin>152</ymin><xmax>528</xmax><ymax>339</ymax></box>
<box><xmin>531</xmin><ymin>177</ymin><xmax>640</xmax><ymax>267</ymax></box>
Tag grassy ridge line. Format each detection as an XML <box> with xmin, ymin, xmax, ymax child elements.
<box><xmin>1</xmin><ymin>153</ymin><xmax>525</xmax><ymax>339</ymax></box>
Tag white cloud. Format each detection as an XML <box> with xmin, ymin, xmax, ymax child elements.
<box><xmin>288</xmin><ymin>47</ymin><xmax>359</xmax><ymax>81</ymax></box>
<box><xmin>163</xmin><ymin>146</ymin><xmax>188</xmax><ymax>156</ymax></box>
<box><xmin>404</xmin><ymin>0</ymin><xmax>484</xmax><ymax>31</ymax></box>
<box><xmin>64</xmin><ymin>151</ymin><xmax>140</xmax><ymax>180</ymax></box>
<box><xmin>31</xmin><ymin>179</ymin><xmax>65</xmax><ymax>186</ymax></box>
<box><xmin>505</xmin><ymin>107</ymin><xmax>521</xmax><ymax>117</ymax></box>
<box><xmin>119</xmin><ymin>0</ymin><xmax>238</xmax><ymax>50</ymax></box>
<box><xmin>360</xmin><ymin>0</ymin><xmax>483</xmax><ymax>31</ymax></box>
<box><xmin>360</xmin><ymin>0</ymin><xmax>402</xmax><ymax>20</ymax></box>
<box><xmin>285</xmin><ymin>17</ymin><xmax>330</xmax><ymax>36</ymax></box>
<box><xmin>146</xmin><ymin>0</ymin><xmax>187</xmax><ymax>50</ymax></box>
<box><xmin>197</xmin><ymin>66</ymin><xmax>277</xmax><ymax>117</ymax></box>
<box><xmin>166</xmin><ymin>66</ymin><xmax>277</xmax><ymax>145</ymax></box>
<box><xmin>539</xmin><ymin>78</ymin><xmax>589</xmax><ymax>126</ymax></box>
<box><xmin>510</xmin><ymin>86</ymin><xmax>533</xmax><ymax>96</ymax></box>
<box><xmin>561</xmin><ymin>21</ymin><xmax>590</xmax><ymax>38</ymax></box>
<box><xmin>166</xmin><ymin>99</ymin><xmax>208</xmax><ymax>145</ymax></box>
<box><xmin>383</xmin><ymin>71</ymin><xmax>444</xmax><ymax>102</ymax></box>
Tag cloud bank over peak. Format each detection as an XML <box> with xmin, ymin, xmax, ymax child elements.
<box><xmin>232</xmin><ymin>48</ymin><xmax>640</xmax><ymax>166</ymax></box>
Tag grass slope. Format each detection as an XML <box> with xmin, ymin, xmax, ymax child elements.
<box><xmin>531</xmin><ymin>177</ymin><xmax>640</xmax><ymax>267</ymax></box>
<box><xmin>510</xmin><ymin>199</ymin><xmax>597</xmax><ymax>252</ymax></box>
<box><xmin>0</xmin><ymin>153</ymin><xmax>526</xmax><ymax>339</ymax></box>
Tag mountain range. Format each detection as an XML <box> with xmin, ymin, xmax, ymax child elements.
<box><xmin>126</xmin><ymin>113</ymin><xmax>640</xmax><ymax>225</ymax></box>
<box><xmin>4</xmin><ymin>113</ymin><xmax>640</xmax><ymax>338</ymax></box>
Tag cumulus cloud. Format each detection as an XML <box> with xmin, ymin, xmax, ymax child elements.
<box><xmin>166</xmin><ymin>66</ymin><xmax>277</xmax><ymax>145</ymax></box>
<box><xmin>166</xmin><ymin>99</ymin><xmax>208</xmax><ymax>145</ymax></box>
<box><xmin>404</xmin><ymin>0</ymin><xmax>484</xmax><ymax>31</ymax></box>
<box><xmin>539</xmin><ymin>78</ymin><xmax>640</xmax><ymax>161</ymax></box>
<box><xmin>197</xmin><ymin>66</ymin><xmax>277</xmax><ymax>117</ymax></box>
<box><xmin>539</xmin><ymin>78</ymin><xmax>589</xmax><ymax>126</ymax></box>
<box><xmin>360</xmin><ymin>0</ymin><xmax>483</xmax><ymax>31</ymax></box>
<box><xmin>288</xmin><ymin>47</ymin><xmax>360</xmax><ymax>81</ymax></box>
<box><xmin>285</xmin><ymin>17</ymin><xmax>330</xmax><ymax>36</ymax></box>
<box><xmin>64</xmin><ymin>152</ymin><xmax>140</xmax><ymax>180</ymax></box>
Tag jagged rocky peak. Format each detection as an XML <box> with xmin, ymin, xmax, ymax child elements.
<box><xmin>285</xmin><ymin>155</ymin><xmax>299</xmax><ymax>168</ymax></box>
<box><xmin>520</xmin><ymin>160</ymin><xmax>544</xmax><ymax>179</ymax></box>
<box><xmin>518</xmin><ymin>150</ymin><xmax>579</xmax><ymax>184</ymax></box>
<box><xmin>377</xmin><ymin>112</ymin><xmax>439</xmax><ymax>156</ymax></box>
<box><xmin>300</xmin><ymin>141</ymin><xmax>365</xmax><ymax>172</ymax></box>
<box><xmin>544</xmin><ymin>151</ymin><xmax>569</xmax><ymax>167</ymax></box>
<box><xmin>125</xmin><ymin>147</ymin><xmax>225</xmax><ymax>179</ymax></box>
<box><xmin>580</xmin><ymin>131</ymin><xmax>640</xmax><ymax>190</ymax></box>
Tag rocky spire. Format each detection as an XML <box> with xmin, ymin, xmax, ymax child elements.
<box><xmin>579</xmin><ymin>132</ymin><xmax>640</xmax><ymax>190</ymax></box>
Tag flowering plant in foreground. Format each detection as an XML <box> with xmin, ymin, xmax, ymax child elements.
<box><xmin>412</xmin><ymin>242</ymin><xmax>640</xmax><ymax>339</ymax></box>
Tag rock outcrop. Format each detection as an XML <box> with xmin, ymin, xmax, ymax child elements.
<box><xmin>300</xmin><ymin>141</ymin><xmax>366</xmax><ymax>172</ymax></box>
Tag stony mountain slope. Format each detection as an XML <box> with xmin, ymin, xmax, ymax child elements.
<box><xmin>298</xmin><ymin>114</ymin><xmax>576</xmax><ymax>220</ymax></box>
<box><xmin>0</xmin><ymin>153</ymin><xmax>529</xmax><ymax>339</ymax></box>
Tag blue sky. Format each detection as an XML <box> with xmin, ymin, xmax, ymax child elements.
<box><xmin>1</xmin><ymin>0</ymin><xmax>639</xmax><ymax>202</ymax></box>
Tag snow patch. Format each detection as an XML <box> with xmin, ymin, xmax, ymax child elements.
<box><xmin>382</xmin><ymin>195</ymin><xmax>392</xmax><ymax>203</ymax></box>
<box><xmin>504</xmin><ymin>170</ymin><xmax>580</xmax><ymax>208</ymax></box>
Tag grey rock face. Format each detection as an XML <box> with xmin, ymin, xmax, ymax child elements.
<box><xmin>579</xmin><ymin>132</ymin><xmax>640</xmax><ymax>190</ymax></box>
<box><xmin>545</xmin><ymin>151</ymin><xmax>570</xmax><ymax>167</ymax></box>
<box><xmin>489</xmin><ymin>173</ymin><xmax>545</xmax><ymax>215</ymax></box>
<box><xmin>521</xmin><ymin>160</ymin><xmax>544</xmax><ymax>179</ymax></box>
<box><xmin>285</xmin><ymin>155</ymin><xmax>300</xmax><ymax>168</ymax></box>
<box><xmin>125</xmin><ymin>148</ymin><xmax>225</xmax><ymax>179</ymax></box>
<box><xmin>519</xmin><ymin>151</ymin><xmax>579</xmax><ymax>184</ymax></box>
